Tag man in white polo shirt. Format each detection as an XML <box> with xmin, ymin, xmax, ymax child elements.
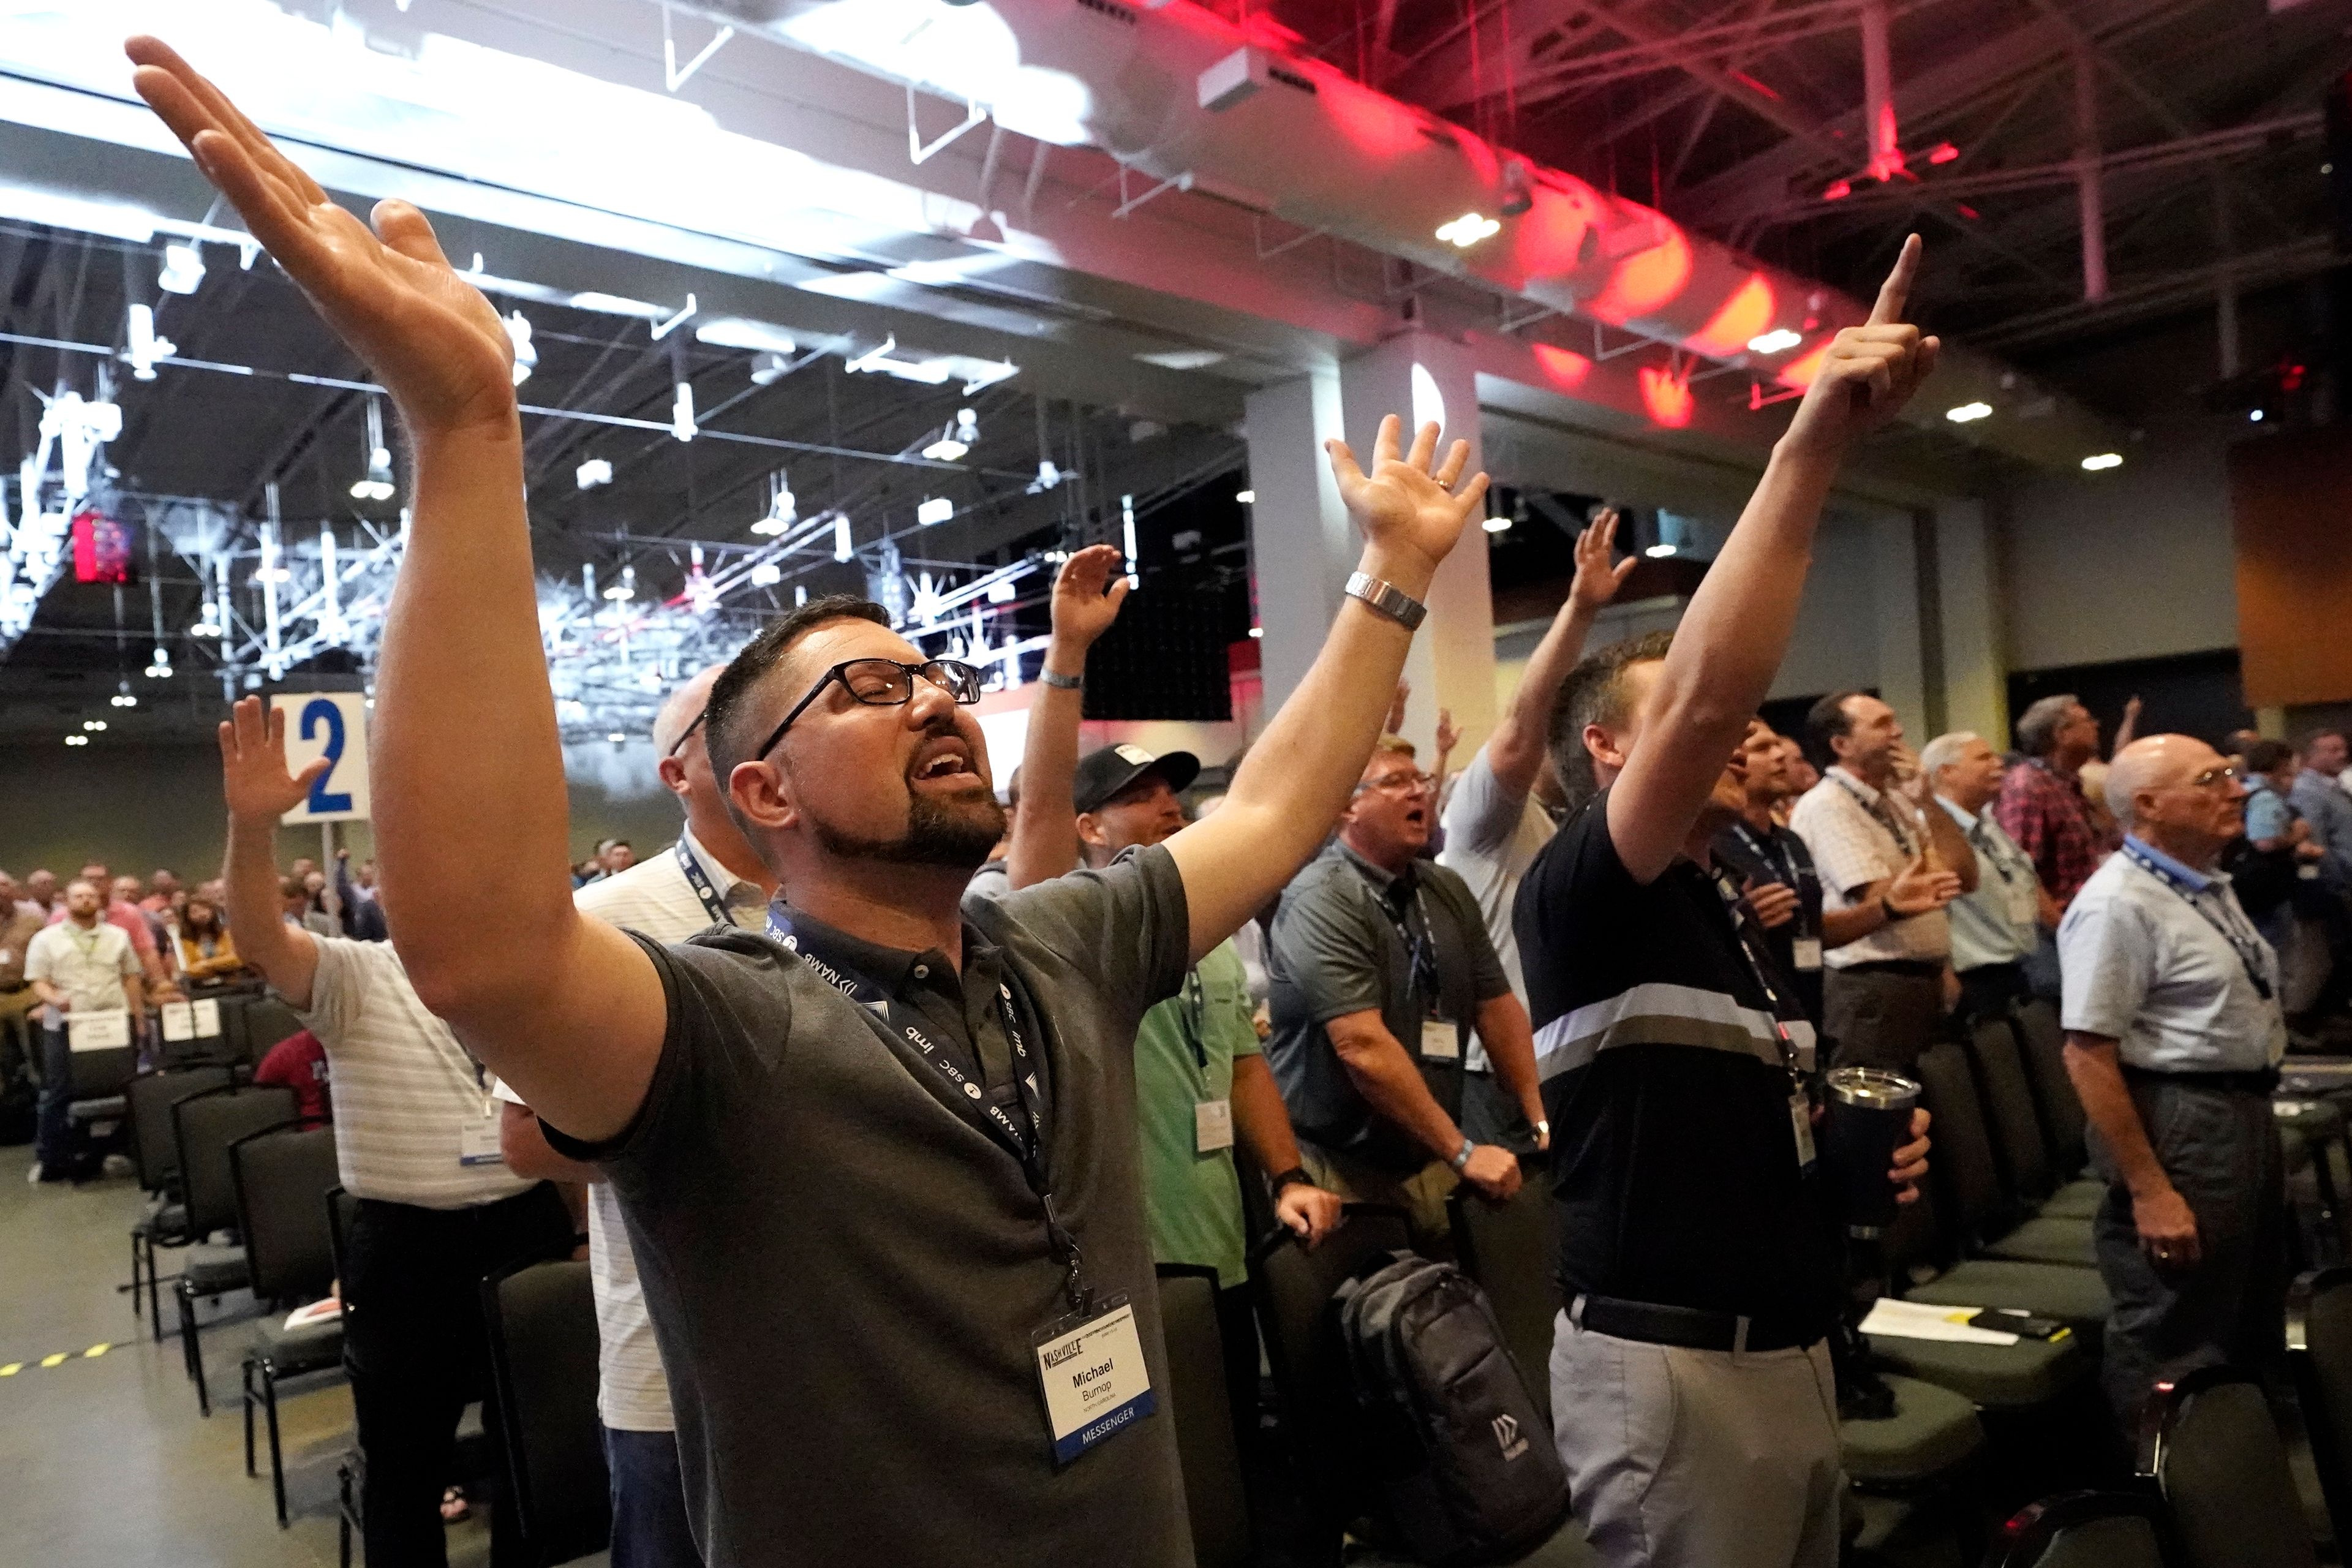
<box><xmin>217</xmin><ymin>698</ymin><xmax>571</xmax><ymax>1568</ymax></box>
<box><xmin>500</xmin><ymin>665</ymin><xmax>775</xmax><ymax>1568</ymax></box>
<box><xmin>2060</xmin><ymin>734</ymin><xmax>2288</xmax><ymax>1424</ymax></box>
<box><xmin>23</xmin><ymin>879</ymin><xmax>143</xmax><ymax>1182</ymax></box>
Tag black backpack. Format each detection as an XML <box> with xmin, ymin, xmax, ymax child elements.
<box><xmin>1335</xmin><ymin>1250</ymin><xmax>1572</xmax><ymax>1566</ymax></box>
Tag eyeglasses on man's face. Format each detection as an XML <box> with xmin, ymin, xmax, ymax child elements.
<box><xmin>665</xmin><ymin>708</ymin><xmax>707</xmax><ymax>760</ymax></box>
<box><xmin>2185</xmin><ymin>763</ymin><xmax>2243</xmax><ymax>791</ymax></box>
<box><xmin>1357</xmin><ymin>768</ymin><xmax>1437</xmax><ymax>797</ymax></box>
<box><xmin>755</xmin><ymin>658</ymin><xmax>983</xmax><ymax>761</ymax></box>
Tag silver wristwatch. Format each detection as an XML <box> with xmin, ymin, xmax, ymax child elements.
<box><xmin>1039</xmin><ymin>668</ymin><xmax>1083</xmax><ymax>691</ymax></box>
<box><xmin>1344</xmin><ymin>571</ymin><xmax>1428</xmax><ymax>631</ymax></box>
<box><xmin>1449</xmin><ymin>1137</ymin><xmax>1476</xmax><ymax>1173</ymax></box>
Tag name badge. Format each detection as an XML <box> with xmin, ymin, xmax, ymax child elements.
<box><xmin>1194</xmin><ymin>1099</ymin><xmax>1234</xmax><ymax>1153</ymax></box>
<box><xmin>1790</xmin><ymin>1091</ymin><xmax>1818</xmax><ymax>1172</ymax></box>
<box><xmin>459</xmin><ymin>1103</ymin><xmax>505</xmax><ymax>1167</ymax></box>
<box><xmin>1791</xmin><ymin>937</ymin><xmax>1824</xmax><ymax>972</ymax></box>
<box><xmin>1031</xmin><ymin>1295</ymin><xmax>1156</xmax><ymax>1466</ymax></box>
<box><xmin>1420</xmin><ymin>1019</ymin><xmax>1462</xmax><ymax>1062</ymax></box>
<box><xmin>2301</xmin><ymin>864</ymin><xmax>2322</xmax><ymax>881</ymax></box>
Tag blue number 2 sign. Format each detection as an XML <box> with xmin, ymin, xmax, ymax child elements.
<box><xmin>300</xmin><ymin>697</ymin><xmax>356</xmax><ymax>814</ymax></box>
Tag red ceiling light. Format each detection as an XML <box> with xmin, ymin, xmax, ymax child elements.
<box><xmin>1822</xmin><ymin>178</ymin><xmax>1852</xmax><ymax>202</ymax></box>
<box><xmin>1926</xmin><ymin>141</ymin><xmax>1960</xmax><ymax>165</ymax></box>
<box><xmin>1639</xmin><ymin>364</ymin><xmax>1695</xmax><ymax>429</ymax></box>
<box><xmin>1954</xmin><ymin>202</ymin><xmax>1981</xmax><ymax>221</ymax></box>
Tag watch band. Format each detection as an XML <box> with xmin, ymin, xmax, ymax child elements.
<box><xmin>1344</xmin><ymin>571</ymin><xmax>1428</xmax><ymax>631</ymax></box>
<box><xmin>1039</xmin><ymin>667</ymin><xmax>1084</xmax><ymax>691</ymax></box>
<box><xmin>1449</xmin><ymin>1137</ymin><xmax>1476</xmax><ymax>1173</ymax></box>
<box><xmin>1268</xmin><ymin>1166</ymin><xmax>1313</xmax><ymax>1195</ymax></box>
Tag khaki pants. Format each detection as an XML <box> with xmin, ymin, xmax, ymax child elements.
<box><xmin>1298</xmin><ymin>1140</ymin><xmax>1459</xmax><ymax>1257</ymax></box>
<box><xmin>1550</xmin><ymin>1313</ymin><xmax>1842</xmax><ymax>1568</ymax></box>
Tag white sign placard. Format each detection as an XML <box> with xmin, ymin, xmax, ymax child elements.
<box><xmin>160</xmin><ymin>998</ymin><xmax>222</xmax><ymax>1042</ymax></box>
<box><xmin>273</xmin><ymin>692</ymin><xmax>372</xmax><ymax>824</ymax></box>
<box><xmin>67</xmin><ymin>1011</ymin><xmax>132</xmax><ymax>1052</ymax></box>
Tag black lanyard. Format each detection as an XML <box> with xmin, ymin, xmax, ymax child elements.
<box><xmin>1833</xmin><ymin>772</ymin><xmax>1919</xmax><ymax>854</ymax></box>
<box><xmin>765</xmin><ymin>905</ymin><xmax>1088</xmax><ymax>1309</ymax></box>
<box><xmin>1705</xmin><ymin>864</ymin><xmax>1808</xmax><ymax>1090</ymax></box>
<box><xmin>2118</xmin><ymin>840</ymin><xmax>2275</xmax><ymax>1001</ymax></box>
<box><xmin>672</xmin><ymin>840</ymin><xmax>736</xmax><ymax>928</ymax></box>
<box><xmin>1177</xmin><ymin>969</ymin><xmax>1208</xmax><ymax>1069</ymax></box>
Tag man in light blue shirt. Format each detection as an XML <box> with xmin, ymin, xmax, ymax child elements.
<box><xmin>2059</xmin><ymin>735</ymin><xmax>2286</xmax><ymax>1423</ymax></box>
<box><xmin>1926</xmin><ymin>731</ymin><xmax>2045</xmax><ymax>1023</ymax></box>
<box><xmin>2291</xmin><ymin>731</ymin><xmax>2352</xmax><ymax>891</ymax></box>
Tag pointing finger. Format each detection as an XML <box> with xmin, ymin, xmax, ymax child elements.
<box><xmin>1868</xmin><ymin>233</ymin><xmax>1922</xmax><ymax>326</ymax></box>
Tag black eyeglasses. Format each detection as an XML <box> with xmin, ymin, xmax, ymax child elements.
<box><xmin>755</xmin><ymin>658</ymin><xmax>983</xmax><ymax>760</ymax></box>
<box><xmin>665</xmin><ymin>708</ymin><xmax>708</xmax><ymax>760</ymax></box>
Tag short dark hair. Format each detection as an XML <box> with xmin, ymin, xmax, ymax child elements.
<box><xmin>2245</xmin><ymin>739</ymin><xmax>2296</xmax><ymax>775</ymax></box>
<box><xmin>2300</xmin><ymin>728</ymin><xmax>2347</xmax><ymax>753</ymax></box>
<box><xmin>1803</xmin><ymin>690</ymin><xmax>1868</xmax><ymax>770</ymax></box>
<box><xmin>704</xmin><ymin>595</ymin><xmax>894</xmax><ymax>792</ymax></box>
<box><xmin>1547</xmin><ymin>630</ymin><xmax>1675</xmax><ymax>812</ymax></box>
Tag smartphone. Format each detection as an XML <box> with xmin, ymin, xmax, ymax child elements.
<box><xmin>1967</xmin><ymin>1308</ymin><xmax>2070</xmax><ymax>1341</ymax></box>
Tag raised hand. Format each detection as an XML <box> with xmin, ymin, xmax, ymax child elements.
<box><xmin>1434</xmin><ymin>708</ymin><xmax>1462</xmax><ymax>764</ymax></box>
<box><xmin>1782</xmin><ymin>234</ymin><xmax>1940</xmax><ymax>457</ymax></box>
<box><xmin>219</xmin><ymin>696</ymin><xmax>330</xmax><ymax>823</ymax></box>
<box><xmin>1567</xmin><ymin>507</ymin><xmax>1637</xmax><ymax>611</ymax></box>
<box><xmin>1386</xmin><ymin>680</ymin><xmax>1411</xmax><ymax>736</ymax></box>
<box><xmin>1325</xmin><ymin>416</ymin><xmax>1490</xmax><ymax>588</ymax></box>
<box><xmin>1046</xmin><ymin>544</ymin><xmax>1131</xmax><ymax>654</ymax></box>
<box><xmin>1885</xmin><ymin>853</ymin><xmax>1961</xmax><ymax>916</ymax></box>
<box><xmin>126</xmin><ymin>37</ymin><xmax>515</xmax><ymax>435</ymax></box>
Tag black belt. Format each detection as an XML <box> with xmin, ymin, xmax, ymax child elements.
<box><xmin>2122</xmin><ymin>1064</ymin><xmax>2280</xmax><ymax>1096</ymax></box>
<box><xmin>0</xmin><ymin>981</ymin><xmax>28</xmax><ymax>993</ymax></box>
<box><xmin>1840</xmin><ymin>959</ymin><xmax>1943</xmax><ymax>979</ymax></box>
<box><xmin>1567</xmin><ymin>1290</ymin><xmax>1822</xmax><ymax>1354</ymax></box>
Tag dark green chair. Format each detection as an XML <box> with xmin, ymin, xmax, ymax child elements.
<box><xmin>2010</xmin><ymin>998</ymin><xmax>2089</xmax><ymax>1175</ymax></box>
<box><xmin>1449</xmin><ymin>1171</ymin><xmax>1560</xmax><ymax>1426</ymax></box>
<box><xmin>2136</xmin><ymin>1366</ymin><xmax>2317</xmax><ymax>1568</ymax></box>
<box><xmin>1913</xmin><ymin>1042</ymin><xmax>2096</xmax><ymax>1270</ymax></box>
<box><xmin>2288</xmin><ymin>1267</ymin><xmax>2352</xmax><ymax>1550</ymax></box>
<box><xmin>1990</xmin><ymin>1490</ymin><xmax>2178</xmax><ymax>1568</ymax></box>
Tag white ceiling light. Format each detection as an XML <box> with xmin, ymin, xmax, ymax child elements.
<box><xmin>145</xmin><ymin>645</ymin><xmax>172</xmax><ymax>679</ymax></box>
<box><xmin>157</xmin><ymin>242</ymin><xmax>205</xmax><ymax>296</ymax></box>
<box><xmin>1435</xmin><ymin>213</ymin><xmax>1501</xmax><ymax>248</ymax></box>
<box><xmin>694</xmin><ymin>318</ymin><xmax>799</xmax><ymax>355</ymax></box>
<box><xmin>1028</xmin><ymin>459</ymin><xmax>1065</xmax><ymax>494</ymax></box>
<box><xmin>748</xmin><ymin>562</ymin><xmax>783</xmax><ymax>587</ymax></box>
<box><xmin>505</xmin><ymin>311</ymin><xmax>537</xmax><ymax>386</ymax></box>
<box><xmin>126</xmin><ymin>303</ymin><xmax>175</xmax><ymax>381</ymax></box>
<box><xmin>575</xmin><ymin>458</ymin><xmax>612</xmax><ymax>490</ymax></box>
<box><xmin>64</xmin><ymin>733</ymin><xmax>88</xmax><ymax>747</ymax></box>
<box><xmin>1645</xmin><ymin>543</ymin><xmax>1678</xmax><ymax>558</ymax></box>
<box><xmin>748</xmin><ymin>352</ymin><xmax>793</xmax><ymax>386</ymax></box>
<box><xmin>1482</xmin><ymin>513</ymin><xmax>1510</xmax><ymax>533</ymax></box>
<box><xmin>1945</xmin><ymin>401</ymin><xmax>1993</xmax><ymax>423</ymax></box>
<box><xmin>752</xmin><ymin>471</ymin><xmax>796</xmax><ymax>536</ymax></box>
<box><xmin>916</xmin><ymin>496</ymin><xmax>954</xmax><ymax>526</ymax></box>
<box><xmin>1235</xmin><ymin>489</ymin><xmax>1255</xmax><ymax>504</ymax></box>
<box><xmin>604</xmin><ymin>565</ymin><xmax>636</xmax><ymax>601</ymax></box>
<box><xmin>350</xmin><ymin>400</ymin><xmax>396</xmax><ymax>501</ymax></box>
<box><xmin>2080</xmin><ymin>452</ymin><xmax>2124</xmax><ymax>472</ymax></box>
<box><xmin>833</xmin><ymin>511</ymin><xmax>854</xmax><ymax>561</ymax></box>
<box><xmin>923</xmin><ymin>407</ymin><xmax>979</xmax><ymax>462</ymax></box>
<box><xmin>1746</xmin><ymin>328</ymin><xmax>1803</xmax><ymax>355</ymax></box>
<box><xmin>670</xmin><ymin>381</ymin><xmax>697</xmax><ymax>442</ymax></box>
<box><xmin>83</xmin><ymin>719</ymin><xmax>107</xmax><ymax>732</ymax></box>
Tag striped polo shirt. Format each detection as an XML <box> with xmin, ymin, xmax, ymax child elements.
<box><xmin>1514</xmin><ymin>790</ymin><xmax>1842</xmax><ymax>1339</ymax></box>
<box><xmin>292</xmin><ymin>936</ymin><xmax>536</xmax><ymax>1209</ymax></box>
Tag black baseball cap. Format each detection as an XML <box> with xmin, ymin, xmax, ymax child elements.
<box><xmin>1072</xmin><ymin>744</ymin><xmax>1200</xmax><ymax>815</ymax></box>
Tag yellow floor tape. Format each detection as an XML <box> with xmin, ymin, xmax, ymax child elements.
<box><xmin>0</xmin><ymin>1343</ymin><xmax>110</xmax><ymax>1379</ymax></box>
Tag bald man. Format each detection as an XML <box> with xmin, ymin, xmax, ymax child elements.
<box><xmin>498</xmin><ymin>665</ymin><xmax>777</xmax><ymax>1568</ymax></box>
<box><xmin>2059</xmin><ymin>734</ymin><xmax>2287</xmax><ymax>1424</ymax></box>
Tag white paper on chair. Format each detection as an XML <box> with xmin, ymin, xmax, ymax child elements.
<box><xmin>66</xmin><ymin>1011</ymin><xmax>132</xmax><ymax>1052</ymax></box>
<box><xmin>160</xmin><ymin>1002</ymin><xmax>194</xmax><ymax>1041</ymax></box>
<box><xmin>190</xmin><ymin>998</ymin><xmax>221</xmax><ymax>1038</ymax></box>
<box><xmin>1859</xmin><ymin>1297</ymin><xmax>2021</xmax><ymax>1346</ymax></box>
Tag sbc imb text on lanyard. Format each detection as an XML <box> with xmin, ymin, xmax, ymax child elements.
<box><xmin>766</xmin><ymin>904</ymin><xmax>1156</xmax><ymax>1467</ymax></box>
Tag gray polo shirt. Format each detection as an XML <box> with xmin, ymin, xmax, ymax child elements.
<box><xmin>547</xmin><ymin>847</ymin><xmax>1193</xmax><ymax>1567</ymax></box>
<box><xmin>2058</xmin><ymin>836</ymin><xmax>2286</xmax><ymax>1074</ymax></box>
<box><xmin>1266</xmin><ymin>840</ymin><xmax>1512</xmax><ymax>1169</ymax></box>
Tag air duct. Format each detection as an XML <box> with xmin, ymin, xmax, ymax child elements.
<box><xmin>687</xmin><ymin>0</ymin><xmax>2121</xmax><ymax>468</ymax></box>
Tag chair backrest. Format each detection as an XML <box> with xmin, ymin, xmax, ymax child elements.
<box><xmin>172</xmin><ymin>1083</ymin><xmax>300</xmax><ymax>1236</ymax></box>
<box><xmin>1992</xmin><ymin>1490</ymin><xmax>2178</xmax><ymax>1568</ymax></box>
<box><xmin>1252</xmin><ymin>1205</ymin><xmax>1414</xmax><ymax>1528</ymax></box>
<box><xmin>206</xmin><ymin>992</ymin><xmax>253</xmax><ymax>1065</ymax></box>
<box><xmin>482</xmin><ymin>1259</ymin><xmax>611</xmax><ymax>1567</ymax></box>
<box><xmin>1970</xmin><ymin>1016</ymin><xmax>2057</xmax><ymax>1204</ymax></box>
<box><xmin>1448</xmin><ymin>1169</ymin><xmax>1561</xmax><ymax>1425</ymax></box>
<box><xmin>2290</xmin><ymin>1267</ymin><xmax>2352</xmax><ymax>1549</ymax></box>
<box><xmin>231</xmin><ymin>1122</ymin><xmax>341</xmax><ymax>1302</ymax></box>
<box><xmin>127</xmin><ymin>1065</ymin><xmax>235</xmax><ymax>1193</ymax></box>
<box><xmin>2011</xmin><ymin>997</ymin><xmax>2089</xmax><ymax>1173</ymax></box>
<box><xmin>240</xmin><ymin>997</ymin><xmax>306</xmax><ymax>1066</ymax></box>
<box><xmin>2139</xmin><ymin>1368</ymin><xmax>2318</xmax><ymax>1568</ymax></box>
<box><xmin>1912</xmin><ymin>1041</ymin><xmax>2015</xmax><ymax>1245</ymax></box>
<box><xmin>67</xmin><ymin>1041</ymin><xmax>138</xmax><ymax>1099</ymax></box>
<box><xmin>1155</xmin><ymin>1265</ymin><xmax>1249</xmax><ymax>1568</ymax></box>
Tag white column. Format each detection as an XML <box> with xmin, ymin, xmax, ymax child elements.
<box><xmin>1933</xmin><ymin>499</ymin><xmax>2008</xmax><ymax>746</ymax></box>
<box><xmin>1336</xmin><ymin>332</ymin><xmax>1498</xmax><ymax>761</ymax></box>
<box><xmin>1242</xmin><ymin>372</ymin><xmax>1352</xmax><ymax>717</ymax></box>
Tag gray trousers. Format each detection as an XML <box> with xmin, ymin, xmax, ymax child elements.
<box><xmin>1549</xmin><ymin>1313</ymin><xmax>1842</xmax><ymax>1568</ymax></box>
<box><xmin>1823</xmin><ymin>966</ymin><xmax>1943</xmax><ymax>1075</ymax></box>
<box><xmin>2090</xmin><ymin>1079</ymin><xmax>2286</xmax><ymax>1426</ymax></box>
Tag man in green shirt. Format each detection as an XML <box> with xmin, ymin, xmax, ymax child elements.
<box><xmin>995</xmin><ymin>546</ymin><xmax>1344</xmax><ymax>1494</ymax></box>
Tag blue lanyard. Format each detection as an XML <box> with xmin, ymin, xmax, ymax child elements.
<box><xmin>672</xmin><ymin>840</ymin><xmax>735</xmax><ymax>928</ymax></box>
<box><xmin>2119</xmin><ymin>840</ymin><xmax>2275</xmax><ymax>1001</ymax></box>
<box><xmin>764</xmin><ymin>904</ymin><xmax>1086</xmax><ymax>1305</ymax></box>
